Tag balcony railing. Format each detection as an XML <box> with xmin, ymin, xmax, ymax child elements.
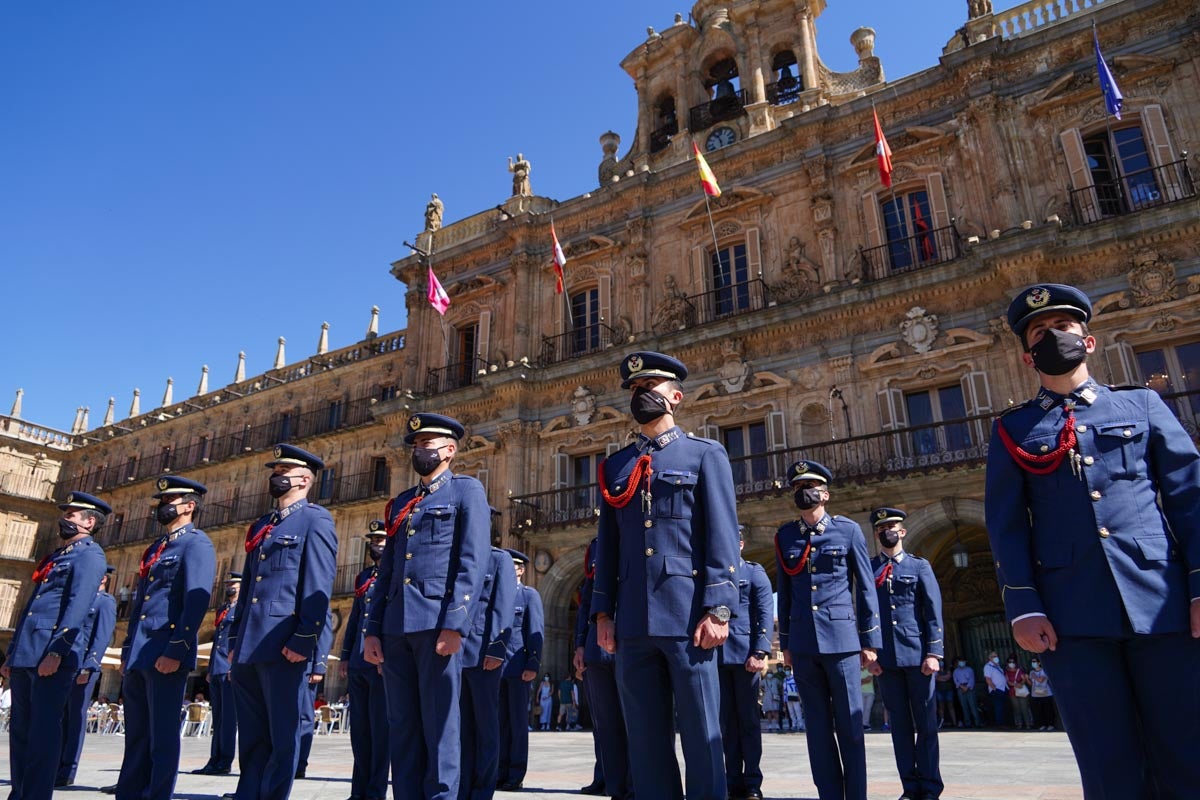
<box><xmin>675</xmin><ymin>278</ymin><xmax>773</xmax><ymax>329</ymax></box>
<box><xmin>1069</xmin><ymin>157</ymin><xmax>1195</xmax><ymax>225</ymax></box>
<box><xmin>539</xmin><ymin>322</ymin><xmax>618</xmax><ymax>367</ymax></box>
<box><xmin>508</xmin><ymin>486</ymin><xmax>601</xmax><ymax>535</ymax></box>
<box><xmin>689</xmin><ymin>88</ymin><xmax>748</xmax><ymax>132</ymax></box>
<box><xmin>859</xmin><ymin>223</ymin><xmax>962</xmax><ymax>281</ymax></box>
<box><xmin>333</xmin><ymin>560</ymin><xmax>372</xmax><ymax>596</ymax></box>
<box><xmin>650</xmin><ymin>121</ymin><xmax>679</xmax><ymax>154</ymax></box>
<box><xmin>765</xmin><ymin>76</ymin><xmax>803</xmax><ymax>106</ymax></box>
<box><xmin>0</xmin><ymin>471</ymin><xmax>55</xmax><ymax>502</ymax></box>
<box><xmin>427</xmin><ymin>358</ymin><xmax>490</xmax><ymax>396</ymax></box>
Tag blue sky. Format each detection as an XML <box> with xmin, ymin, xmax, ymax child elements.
<box><xmin>1</xmin><ymin>1</ymin><xmax>992</xmax><ymax>432</ymax></box>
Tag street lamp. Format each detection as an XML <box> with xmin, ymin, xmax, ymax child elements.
<box><xmin>951</xmin><ymin>542</ymin><xmax>969</xmax><ymax>570</ymax></box>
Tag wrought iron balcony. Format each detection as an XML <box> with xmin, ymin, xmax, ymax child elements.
<box><xmin>1069</xmin><ymin>157</ymin><xmax>1195</xmax><ymax>225</ymax></box>
<box><xmin>688</xmin><ymin>88</ymin><xmax>748</xmax><ymax>132</ymax></box>
<box><xmin>650</xmin><ymin>121</ymin><xmax>679</xmax><ymax>154</ymax></box>
<box><xmin>508</xmin><ymin>485</ymin><xmax>601</xmax><ymax>535</ymax></box>
<box><xmin>859</xmin><ymin>223</ymin><xmax>962</xmax><ymax>281</ymax></box>
<box><xmin>333</xmin><ymin>560</ymin><xmax>371</xmax><ymax>596</ymax></box>
<box><xmin>539</xmin><ymin>322</ymin><xmax>618</xmax><ymax>367</ymax></box>
<box><xmin>765</xmin><ymin>76</ymin><xmax>803</xmax><ymax>106</ymax></box>
<box><xmin>427</xmin><ymin>357</ymin><xmax>490</xmax><ymax>395</ymax></box>
<box><xmin>664</xmin><ymin>278</ymin><xmax>772</xmax><ymax>332</ymax></box>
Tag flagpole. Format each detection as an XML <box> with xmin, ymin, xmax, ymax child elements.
<box><xmin>1094</xmin><ymin>21</ymin><xmax>1121</xmax><ymax>212</ymax></box>
<box><xmin>694</xmin><ymin>138</ymin><xmax>725</xmax><ymax>273</ymax></box>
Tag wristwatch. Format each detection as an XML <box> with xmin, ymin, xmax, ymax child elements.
<box><xmin>707</xmin><ymin>605</ymin><xmax>732</xmax><ymax>623</ymax></box>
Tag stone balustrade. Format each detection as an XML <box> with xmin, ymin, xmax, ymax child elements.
<box><xmin>997</xmin><ymin>0</ymin><xmax>1110</xmax><ymax>40</ymax></box>
<box><xmin>0</xmin><ymin>416</ymin><xmax>75</xmax><ymax>450</ymax></box>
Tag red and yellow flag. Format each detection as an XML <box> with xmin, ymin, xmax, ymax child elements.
<box><xmin>692</xmin><ymin>142</ymin><xmax>721</xmax><ymax>198</ymax></box>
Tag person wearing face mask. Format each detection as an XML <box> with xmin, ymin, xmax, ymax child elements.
<box><xmin>338</xmin><ymin>522</ymin><xmax>391</xmax><ymax>800</ymax></box>
<box><xmin>3</xmin><ymin>491</ymin><xmax>109</xmax><ymax>800</ymax></box>
<box><xmin>193</xmin><ymin>571</ymin><xmax>242</xmax><ymax>777</ymax></box>
<box><xmin>1026</xmin><ymin>658</ymin><xmax>1056</xmax><ymax>732</ymax></box>
<box><xmin>227</xmin><ymin>443</ymin><xmax>336</xmax><ymax>800</ymax></box>
<box><xmin>775</xmin><ymin>460</ymin><xmax>881</xmax><ymax>800</ymax></box>
<box><xmin>981</xmin><ymin>651</ymin><xmax>1007</xmax><ymax>727</ymax></box>
<box><xmin>590</xmin><ymin>351</ymin><xmax>741</xmax><ymax>800</ymax></box>
<box><xmin>950</xmin><ymin>658</ymin><xmax>980</xmax><ymax>728</ymax></box>
<box><xmin>105</xmin><ymin>476</ymin><xmax>215</xmax><ymax>800</ymax></box>
<box><xmin>361</xmin><ymin>413</ymin><xmax>489</xmax><ymax>800</ymax></box>
<box><xmin>866</xmin><ymin>507</ymin><xmax>944</xmax><ymax>800</ymax></box>
<box><xmin>987</xmin><ymin>283</ymin><xmax>1200</xmax><ymax>798</ymax></box>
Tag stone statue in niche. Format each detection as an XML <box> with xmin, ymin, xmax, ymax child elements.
<box><xmin>776</xmin><ymin>237</ymin><xmax>818</xmax><ymax>302</ymax></box>
<box><xmin>652</xmin><ymin>275</ymin><xmax>696</xmax><ymax>334</ymax></box>
<box><xmin>901</xmin><ymin>306</ymin><xmax>940</xmax><ymax>354</ymax></box>
<box><xmin>571</xmin><ymin>386</ymin><xmax>596</xmax><ymax>427</ymax></box>
<box><xmin>1129</xmin><ymin>248</ymin><xmax>1177</xmax><ymax>306</ymax></box>
<box><xmin>717</xmin><ymin>340</ymin><xmax>750</xmax><ymax>393</ymax></box>
<box><xmin>424</xmin><ymin>193</ymin><xmax>444</xmax><ymax>232</ymax></box>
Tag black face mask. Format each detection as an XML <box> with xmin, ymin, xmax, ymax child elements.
<box><xmin>877</xmin><ymin>528</ymin><xmax>901</xmax><ymax>548</ymax></box>
<box><xmin>630</xmin><ymin>387</ymin><xmax>671</xmax><ymax>425</ymax></box>
<box><xmin>1029</xmin><ymin>328</ymin><xmax>1088</xmax><ymax>376</ymax></box>
<box><xmin>411</xmin><ymin>447</ymin><xmax>444</xmax><ymax>477</ymax></box>
<box><xmin>224</xmin><ymin>587</ymin><xmax>238</xmax><ymax>599</ymax></box>
<box><xmin>58</xmin><ymin>518</ymin><xmax>81</xmax><ymax>540</ymax></box>
<box><xmin>155</xmin><ymin>502</ymin><xmax>180</xmax><ymax>526</ymax></box>
<box><xmin>794</xmin><ymin>487</ymin><xmax>823</xmax><ymax>510</ymax></box>
<box><xmin>368</xmin><ymin>543</ymin><xmax>386</xmax><ymax>562</ymax></box>
<box><xmin>268</xmin><ymin>473</ymin><xmax>295</xmax><ymax>498</ymax></box>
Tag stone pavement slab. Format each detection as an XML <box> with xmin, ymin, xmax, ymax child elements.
<box><xmin>0</xmin><ymin>728</ymin><xmax>1083</xmax><ymax>800</ymax></box>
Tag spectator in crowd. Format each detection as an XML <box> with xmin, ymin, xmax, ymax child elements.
<box><xmin>860</xmin><ymin>667</ymin><xmax>877</xmax><ymax>731</ymax></box>
<box><xmin>782</xmin><ymin>666</ymin><xmax>803</xmax><ymax>732</ymax></box>
<box><xmin>536</xmin><ymin>675</ymin><xmax>553</xmax><ymax>731</ymax></box>
<box><xmin>1005</xmin><ymin>655</ymin><xmax>1034</xmax><ymax>730</ymax></box>
<box><xmin>982</xmin><ymin>651</ymin><xmax>1008</xmax><ymax>727</ymax></box>
<box><xmin>556</xmin><ymin>675</ymin><xmax>576</xmax><ymax>731</ymax></box>
<box><xmin>117</xmin><ymin>584</ymin><xmax>131</xmax><ymax>618</ymax></box>
<box><xmin>1028</xmin><ymin>658</ymin><xmax>1056</xmax><ymax>732</ymax></box>
<box><xmin>952</xmin><ymin>657</ymin><xmax>981</xmax><ymax>728</ymax></box>
<box><xmin>934</xmin><ymin>663</ymin><xmax>957</xmax><ymax>729</ymax></box>
<box><xmin>761</xmin><ymin>667</ymin><xmax>782</xmax><ymax>732</ymax></box>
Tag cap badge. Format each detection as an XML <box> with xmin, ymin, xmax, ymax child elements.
<box><xmin>409</xmin><ymin>416</ymin><xmax>422</xmax><ymax>431</ymax></box>
<box><xmin>273</xmin><ymin>445</ymin><xmax>283</xmax><ymax>458</ymax></box>
<box><xmin>794</xmin><ymin>462</ymin><xmax>808</xmax><ymax>477</ymax></box>
<box><xmin>158</xmin><ymin>478</ymin><xmax>170</xmax><ymax>491</ymax></box>
<box><xmin>627</xmin><ymin>354</ymin><xmax>643</xmax><ymax>373</ymax></box>
<box><xmin>875</xmin><ymin>510</ymin><xmax>886</xmax><ymax>520</ymax></box>
<box><xmin>1026</xmin><ymin>287</ymin><xmax>1050</xmax><ymax>309</ymax></box>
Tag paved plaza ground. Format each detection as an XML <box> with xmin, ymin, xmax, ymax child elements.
<box><xmin>1</xmin><ymin>727</ymin><xmax>1083</xmax><ymax>799</ymax></box>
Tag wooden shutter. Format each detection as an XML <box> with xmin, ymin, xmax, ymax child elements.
<box><xmin>1141</xmin><ymin>105</ymin><xmax>1184</xmax><ymax>201</ymax></box>
<box><xmin>1103</xmin><ymin>342</ymin><xmax>1141</xmax><ymax>385</ymax></box>
<box><xmin>747</xmin><ymin>228</ymin><xmax>763</xmax><ymax>278</ymax></box>
<box><xmin>766</xmin><ymin>410</ymin><xmax>788</xmax><ymax>483</ymax></box>
<box><xmin>478</xmin><ymin>311</ymin><xmax>492</xmax><ymax>365</ymax></box>
<box><xmin>553</xmin><ymin>453</ymin><xmax>570</xmax><ymax>513</ymax></box>
<box><xmin>1060</xmin><ymin>129</ymin><xmax>1099</xmax><ymax>223</ymax></box>
<box><xmin>476</xmin><ymin>468</ymin><xmax>489</xmax><ymax>495</ymax></box>
<box><xmin>702</xmin><ymin>424</ymin><xmax>721</xmax><ymax>442</ymax></box>
<box><xmin>598</xmin><ymin>275</ymin><xmax>612</xmax><ymax>329</ymax></box>
<box><xmin>862</xmin><ymin>192</ymin><xmax>884</xmax><ymax>248</ymax></box>
<box><xmin>960</xmin><ymin>371</ymin><xmax>993</xmax><ymax>445</ymax></box>
<box><xmin>605</xmin><ymin>442</ymin><xmax>621</xmax><ymax>458</ymax></box>
<box><xmin>926</xmin><ymin>173</ymin><xmax>950</xmax><ymax>229</ymax></box>
<box><xmin>877</xmin><ymin>387</ymin><xmax>912</xmax><ymax>461</ymax></box>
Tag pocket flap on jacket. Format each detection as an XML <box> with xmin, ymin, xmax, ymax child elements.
<box><xmin>664</xmin><ymin>556</ymin><xmax>695</xmax><ymax>577</ymax></box>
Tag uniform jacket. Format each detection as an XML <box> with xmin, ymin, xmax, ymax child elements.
<box><xmin>870</xmin><ymin>551</ymin><xmax>944</xmax><ymax>669</ymax></box>
<box><xmin>340</xmin><ymin>562</ymin><xmax>381</xmax><ymax>671</ymax></box>
<box><xmin>503</xmin><ymin>583</ymin><xmax>544</xmax><ymax>678</ymax></box>
<box><xmin>575</xmin><ymin>539</ymin><xmax>612</xmax><ymax>666</ymax></box>
<box><xmin>591</xmin><ymin>428</ymin><xmax>741</xmax><ymax>638</ymax></box>
<box><xmin>462</xmin><ymin>547</ymin><xmax>517</xmax><ymax>669</ymax></box>
<box><xmin>7</xmin><ymin>536</ymin><xmax>106</xmax><ymax>669</ymax></box>
<box><xmin>985</xmin><ymin>381</ymin><xmax>1200</xmax><ymax>636</ymax></box>
<box><xmin>366</xmin><ymin>471</ymin><xmax>490</xmax><ymax>638</ymax></box>
<box><xmin>79</xmin><ymin>591</ymin><xmax>117</xmax><ymax>673</ymax></box>
<box><xmin>208</xmin><ymin>598</ymin><xmax>238</xmax><ymax>677</ymax></box>
<box><xmin>231</xmin><ymin>499</ymin><xmax>338</xmax><ymax>663</ymax></box>
<box><xmin>123</xmin><ymin>524</ymin><xmax>216</xmax><ymax>671</ymax></box>
<box><xmin>718</xmin><ymin>558</ymin><xmax>773</xmax><ymax>666</ymax></box>
<box><xmin>776</xmin><ymin>514</ymin><xmax>882</xmax><ymax>655</ymax></box>
<box><xmin>308</xmin><ymin>610</ymin><xmax>332</xmax><ymax>677</ymax></box>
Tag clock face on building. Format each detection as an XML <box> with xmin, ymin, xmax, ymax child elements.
<box><xmin>706</xmin><ymin>126</ymin><xmax>736</xmax><ymax>151</ymax></box>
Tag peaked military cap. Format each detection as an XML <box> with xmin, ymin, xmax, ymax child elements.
<box><xmin>786</xmin><ymin>460</ymin><xmax>832</xmax><ymax>485</ymax></box>
<box><xmin>403</xmin><ymin>412</ymin><xmax>465</xmax><ymax>445</ymax></box>
<box><xmin>265</xmin><ymin>443</ymin><xmax>325</xmax><ymax>472</ymax></box>
<box><xmin>871</xmin><ymin>507</ymin><xmax>907</xmax><ymax>527</ymax></box>
<box><xmin>57</xmin><ymin>491</ymin><xmax>113</xmax><ymax>515</ymax></box>
<box><xmin>507</xmin><ymin>549</ymin><xmax>531</xmax><ymax>565</ymax></box>
<box><xmin>620</xmin><ymin>351</ymin><xmax>688</xmax><ymax>389</ymax></box>
<box><xmin>152</xmin><ymin>475</ymin><xmax>209</xmax><ymax>499</ymax></box>
<box><xmin>225</xmin><ymin>571</ymin><xmax>242</xmax><ymax>581</ymax></box>
<box><xmin>1006</xmin><ymin>283</ymin><xmax>1092</xmax><ymax>338</ymax></box>
<box><xmin>366</xmin><ymin>519</ymin><xmax>388</xmax><ymax>538</ymax></box>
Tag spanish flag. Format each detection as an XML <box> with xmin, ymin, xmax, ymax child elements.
<box><xmin>692</xmin><ymin>142</ymin><xmax>721</xmax><ymax>198</ymax></box>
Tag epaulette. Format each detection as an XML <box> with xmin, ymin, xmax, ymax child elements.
<box><xmin>1106</xmin><ymin>384</ymin><xmax>1146</xmax><ymax>392</ymax></box>
<box><xmin>999</xmin><ymin>399</ymin><xmax>1035</xmax><ymax>417</ymax></box>
<box><xmin>685</xmin><ymin>431</ymin><xmax>720</xmax><ymax>446</ymax></box>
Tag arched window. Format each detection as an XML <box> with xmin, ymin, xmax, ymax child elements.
<box><xmin>767</xmin><ymin>50</ymin><xmax>803</xmax><ymax>105</ymax></box>
<box><xmin>651</xmin><ymin>96</ymin><xmax>678</xmax><ymax>154</ymax></box>
<box><xmin>691</xmin><ymin>57</ymin><xmax>746</xmax><ymax>130</ymax></box>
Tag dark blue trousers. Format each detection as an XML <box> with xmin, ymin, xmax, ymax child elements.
<box><xmin>296</xmin><ymin>679</ymin><xmax>318</xmax><ymax>771</ymax></box>
<box><xmin>205</xmin><ymin>673</ymin><xmax>238</xmax><ymax>771</ymax></box>
<box><xmin>615</xmin><ymin>636</ymin><xmax>724</xmax><ymax>800</ymax></box>
<box><xmin>349</xmin><ymin>667</ymin><xmax>389</xmax><ymax>800</ymax></box>
<box><xmin>57</xmin><ymin>670</ymin><xmax>101</xmax><ymax>783</ymax></box>
<box><xmin>583</xmin><ymin>659</ymin><xmax>630</xmax><ymax>800</ymax></box>
<box><xmin>1042</xmin><ymin>632</ymin><xmax>1200</xmax><ymax>800</ymax></box>
<box><xmin>497</xmin><ymin>675</ymin><xmax>532</xmax><ymax>785</ymax></box>
<box><xmin>718</xmin><ymin>664</ymin><xmax>763</xmax><ymax>797</ymax></box>
<box><xmin>381</xmin><ymin>630</ymin><xmax>462</xmax><ymax>800</ymax></box>
<box><xmin>459</xmin><ymin>665</ymin><xmax>504</xmax><ymax>800</ymax></box>
<box><xmin>230</xmin><ymin>659</ymin><xmax>307</xmax><ymax>800</ymax></box>
<box><xmin>878</xmin><ymin>666</ymin><xmax>943</xmax><ymax>799</ymax></box>
<box><xmin>791</xmin><ymin>652</ymin><xmax>867</xmax><ymax>800</ymax></box>
<box><xmin>114</xmin><ymin>667</ymin><xmax>189</xmax><ymax>800</ymax></box>
<box><xmin>8</xmin><ymin>666</ymin><xmax>74</xmax><ymax>800</ymax></box>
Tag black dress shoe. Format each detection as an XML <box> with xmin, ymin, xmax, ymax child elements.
<box><xmin>295</xmin><ymin>769</ymin><xmax>307</xmax><ymax>779</ymax></box>
<box><xmin>744</xmin><ymin>791</ymin><xmax>764</xmax><ymax>800</ymax></box>
<box><xmin>222</xmin><ymin>793</ymin><xmax>238</xmax><ymax>799</ymax></box>
<box><xmin>580</xmin><ymin>783</ymin><xmax>605</xmax><ymax>795</ymax></box>
<box><xmin>498</xmin><ymin>782</ymin><xmax>523</xmax><ymax>791</ymax></box>
<box><xmin>54</xmin><ymin>779</ymin><xmax>72</xmax><ymax>788</ymax></box>
<box><xmin>100</xmin><ymin>786</ymin><xmax>118</xmax><ymax>795</ymax></box>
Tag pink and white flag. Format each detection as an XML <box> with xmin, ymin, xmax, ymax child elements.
<box><xmin>427</xmin><ymin>266</ymin><xmax>450</xmax><ymax>315</ymax></box>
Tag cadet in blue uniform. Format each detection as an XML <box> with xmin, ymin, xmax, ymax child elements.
<box><xmin>3</xmin><ymin>491</ymin><xmax>109</xmax><ymax>800</ymax></box>
<box><xmin>194</xmin><ymin>571</ymin><xmax>242</xmax><ymax>776</ymax></box>
<box><xmin>362</xmin><ymin>413</ymin><xmax>490</xmax><ymax>800</ymax></box>
<box><xmin>718</xmin><ymin>527</ymin><xmax>772</xmax><ymax>800</ymax></box>
<box><xmin>867</xmin><ymin>508</ymin><xmax>944</xmax><ymax>800</ymax></box>
<box><xmin>229</xmin><ymin>444</ymin><xmax>337</xmax><ymax>800</ymax></box>
<box><xmin>497</xmin><ymin>550</ymin><xmax>543</xmax><ymax>791</ymax></box>
<box><xmin>295</xmin><ymin>610</ymin><xmax>332</xmax><ymax>778</ymax></box>
<box><xmin>775</xmin><ymin>460</ymin><xmax>881</xmax><ymax>800</ymax></box>
<box><xmin>110</xmin><ymin>476</ymin><xmax>216</xmax><ymax>800</ymax></box>
<box><xmin>573</xmin><ymin>537</ymin><xmax>630</xmax><ymax>800</ymax></box>
<box><xmin>986</xmin><ymin>284</ymin><xmax>1200</xmax><ymax>799</ymax></box>
<box><xmin>459</xmin><ymin>542</ymin><xmax>516</xmax><ymax>800</ymax></box>
<box><xmin>57</xmin><ymin>565</ymin><xmax>117</xmax><ymax>786</ymax></box>
<box><xmin>591</xmin><ymin>351</ymin><xmax>741</xmax><ymax>800</ymax></box>
<box><xmin>339</xmin><ymin>521</ymin><xmax>390</xmax><ymax>800</ymax></box>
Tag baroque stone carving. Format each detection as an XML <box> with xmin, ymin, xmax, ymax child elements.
<box><xmin>652</xmin><ymin>275</ymin><xmax>696</xmax><ymax>334</ymax></box>
<box><xmin>717</xmin><ymin>340</ymin><xmax>750</xmax><ymax>393</ymax></box>
<box><xmin>571</xmin><ymin>386</ymin><xmax>596</xmax><ymax>426</ymax></box>
<box><xmin>715</xmin><ymin>220</ymin><xmax>742</xmax><ymax>238</ymax></box>
<box><xmin>1128</xmin><ymin>248</ymin><xmax>1177</xmax><ymax>306</ymax></box>
<box><xmin>776</xmin><ymin>237</ymin><xmax>819</xmax><ymax>302</ymax></box>
<box><xmin>901</xmin><ymin>306</ymin><xmax>940</xmax><ymax>354</ymax></box>
<box><xmin>424</xmin><ymin>193</ymin><xmax>443</xmax><ymax>232</ymax></box>
<box><xmin>508</xmin><ymin>153</ymin><xmax>532</xmax><ymax>196</ymax></box>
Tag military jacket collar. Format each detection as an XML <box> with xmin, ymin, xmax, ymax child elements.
<box><xmin>274</xmin><ymin>498</ymin><xmax>308</xmax><ymax>520</ymax></box>
<box><xmin>637</xmin><ymin>426</ymin><xmax>682</xmax><ymax>452</ymax></box>
<box><xmin>417</xmin><ymin>469</ymin><xmax>453</xmax><ymax>496</ymax></box>
<box><xmin>1034</xmin><ymin>377</ymin><xmax>1101</xmax><ymax>411</ymax></box>
<box><xmin>798</xmin><ymin>513</ymin><xmax>831</xmax><ymax>537</ymax></box>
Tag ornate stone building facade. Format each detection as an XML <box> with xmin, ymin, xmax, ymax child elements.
<box><xmin>27</xmin><ymin>0</ymin><xmax>1200</xmax><ymax>691</ymax></box>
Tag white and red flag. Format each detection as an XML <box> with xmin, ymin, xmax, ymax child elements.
<box><xmin>550</xmin><ymin>221</ymin><xmax>567</xmax><ymax>294</ymax></box>
<box><xmin>427</xmin><ymin>266</ymin><xmax>450</xmax><ymax>316</ymax></box>
<box><xmin>873</xmin><ymin>109</ymin><xmax>893</xmax><ymax>188</ymax></box>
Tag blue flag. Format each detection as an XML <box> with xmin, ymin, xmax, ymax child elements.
<box><xmin>1094</xmin><ymin>28</ymin><xmax>1123</xmax><ymax>120</ymax></box>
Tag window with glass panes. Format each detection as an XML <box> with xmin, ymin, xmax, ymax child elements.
<box><xmin>904</xmin><ymin>385</ymin><xmax>971</xmax><ymax>456</ymax></box>
<box><xmin>318</xmin><ymin>467</ymin><xmax>336</xmax><ymax>502</ymax></box>
<box><xmin>455</xmin><ymin>324</ymin><xmax>478</xmax><ymax>387</ymax></box>
<box><xmin>570</xmin><ymin>288</ymin><xmax>601</xmax><ymax>355</ymax></box>
<box><xmin>710</xmin><ymin>243</ymin><xmax>751</xmax><ymax>315</ymax></box>
<box><xmin>571</xmin><ymin>452</ymin><xmax>603</xmax><ymax>511</ymax></box>
<box><xmin>722</xmin><ymin>421</ymin><xmax>769</xmax><ymax>489</ymax></box>
<box><xmin>1083</xmin><ymin>125</ymin><xmax>1158</xmax><ymax>216</ymax></box>
<box><xmin>1136</xmin><ymin>340</ymin><xmax>1200</xmax><ymax>438</ymax></box>
<box><xmin>881</xmin><ymin>190</ymin><xmax>938</xmax><ymax>273</ymax></box>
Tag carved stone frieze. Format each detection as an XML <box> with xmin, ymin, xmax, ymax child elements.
<box><xmin>1128</xmin><ymin>248</ymin><xmax>1177</xmax><ymax>307</ymax></box>
<box><xmin>901</xmin><ymin>307</ymin><xmax>940</xmax><ymax>354</ymax></box>
<box><xmin>716</xmin><ymin>340</ymin><xmax>750</xmax><ymax>394</ymax></box>
<box><xmin>570</xmin><ymin>386</ymin><xmax>596</xmax><ymax>426</ymax></box>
